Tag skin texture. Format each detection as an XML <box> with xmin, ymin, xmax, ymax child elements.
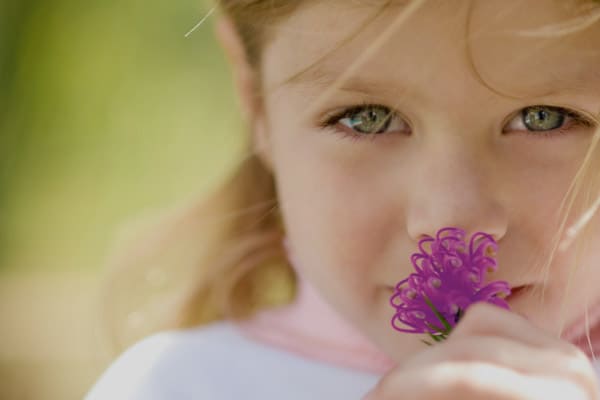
<box><xmin>217</xmin><ymin>0</ymin><xmax>600</xmax><ymax>398</ymax></box>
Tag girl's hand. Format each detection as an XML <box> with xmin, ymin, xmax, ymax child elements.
<box><xmin>364</xmin><ymin>303</ymin><xmax>600</xmax><ymax>400</ymax></box>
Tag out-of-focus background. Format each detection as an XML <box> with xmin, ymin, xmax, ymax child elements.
<box><xmin>0</xmin><ymin>0</ymin><xmax>244</xmax><ymax>398</ymax></box>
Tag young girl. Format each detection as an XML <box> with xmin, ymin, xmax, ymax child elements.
<box><xmin>86</xmin><ymin>0</ymin><xmax>600</xmax><ymax>398</ymax></box>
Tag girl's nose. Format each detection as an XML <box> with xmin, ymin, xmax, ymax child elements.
<box><xmin>405</xmin><ymin>145</ymin><xmax>508</xmax><ymax>243</ymax></box>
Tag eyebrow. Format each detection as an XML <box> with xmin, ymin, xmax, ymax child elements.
<box><xmin>281</xmin><ymin>60</ymin><xmax>600</xmax><ymax>103</ymax></box>
<box><xmin>281</xmin><ymin>63</ymin><xmax>409</xmax><ymax>98</ymax></box>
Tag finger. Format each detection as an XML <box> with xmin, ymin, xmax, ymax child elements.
<box><xmin>364</xmin><ymin>361</ymin><xmax>594</xmax><ymax>400</ymax></box>
<box><xmin>451</xmin><ymin>302</ymin><xmax>565</xmax><ymax>350</ymax></box>
<box><xmin>408</xmin><ymin>335</ymin><xmax>599</xmax><ymax>397</ymax></box>
<box><xmin>449</xmin><ymin>305</ymin><xmax>600</xmax><ymax>399</ymax></box>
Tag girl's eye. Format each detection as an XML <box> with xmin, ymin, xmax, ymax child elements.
<box><xmin>319</xmin><ymin>104</ymin><xmax>594</xmax><ymax>143</ymax></box>
<box><xmin>320</xmin><ymin>103</ymin><xmax>410</xmax><ymax>141</ymax></box>
<box><xmin>503</xmin><ymin>105</ymin><xmax>594</xmax><ymax>136</ymax></box>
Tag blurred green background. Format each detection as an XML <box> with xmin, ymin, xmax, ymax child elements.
<box><xmin>0</xmin><ymin>0</ymin><xmax>243</xmax><ymax>398</ymax></box>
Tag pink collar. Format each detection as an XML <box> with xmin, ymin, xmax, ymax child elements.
<box><xmin>235</xmin><ymin>237</ymin><xmax>397</xmax><ymax>374</ymax></box>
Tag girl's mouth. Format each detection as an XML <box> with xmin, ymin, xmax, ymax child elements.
<box><xmin>384</xmin><ymin>285</ymin><xmax>531</xmax><ymax>300</ymax></box>
<box><xmin>506</xmin><ymin>285</ymin><xmax>528</xmax><ymax>301</ymax></box>
<box><xmin>387</xmin><ymin>280</ymin><xmax>599</xmax><ymax>356</ymax></box>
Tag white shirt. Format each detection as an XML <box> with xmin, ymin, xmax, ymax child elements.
<box><xmin>85</xmin><ymin>322</ymin><xmax>381</xmax><ymax>400</ymax></box>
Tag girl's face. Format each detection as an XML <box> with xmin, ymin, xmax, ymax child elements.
<box><xmin>254</xmin><ymin>0</ymin><xmax>600</xmax><ymax>361</ymax></box>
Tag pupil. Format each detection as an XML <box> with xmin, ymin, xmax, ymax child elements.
<box><xmin>352</xmin><ymin>107</ymin><xmax>389</xmax><ymax>134</ymax></box>
<box><xmin>523</xmin><ymin>106</ymin><xmax>564</xmax><ymax>131</ymax></box>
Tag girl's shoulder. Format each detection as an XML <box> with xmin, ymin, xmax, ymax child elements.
<box><xmin>84</xmin><ymin>321</ymin><xmax>380</xmax><ymax>400</ymax></box>
<box><xmin>84</xmin><ymin>322</ymin><xmax>238</xmax><ymax>400</ymax></box>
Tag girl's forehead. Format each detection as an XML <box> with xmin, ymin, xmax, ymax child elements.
<box><xmin>263</xmin><ymin>0</ymin><xmax>600</xmax><ymax>99</ymax></box>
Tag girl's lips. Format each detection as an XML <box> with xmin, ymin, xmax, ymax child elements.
<box><xmin>505</xmin><ymin>285</ymin><xmax>532</xmax><ymax>302</ymax></box>
<box><xmin>385</xmin><ymin>285</ymin><xmax>530</xmax><ymax>296</ymax></box>
<box><xmin>384</xmin><ymin>285</ymin><xmax>531</xmax><ymax>304</ymax></box>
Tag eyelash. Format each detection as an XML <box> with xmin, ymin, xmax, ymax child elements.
<box><xmin>319</xmin><ymin>102</ymin><xmax>405</xmax><ymax>144</ymax></box>
<box><xmin>318</xmin><ymin>102</ymin><xmax>595</xmax><ymax>143</ymax></box>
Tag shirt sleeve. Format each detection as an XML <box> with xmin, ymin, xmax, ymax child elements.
<box><xmin>84</xmin><ymin>332</ymin><xmax>181</xmax><ymax>400</ymax></box>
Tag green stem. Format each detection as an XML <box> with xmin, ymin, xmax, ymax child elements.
<box><xmin>423</xmin><ymin>295</ymin><xmax>452</xmax><ymax>335</ymax></box>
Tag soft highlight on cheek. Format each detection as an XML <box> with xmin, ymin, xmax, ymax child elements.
<box><xmin>273</xmin><ymin>134</ymin><xmax>402</xmax><ymax>294</ymax></box>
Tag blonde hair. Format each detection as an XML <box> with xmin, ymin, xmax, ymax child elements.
<box><xmin>99</xmin><ymin>0</ymin><xmax>306</xmax><ymax>354</ymax></box>
<box><xmin>100</xmin><ymin>0</ymin><xmax>600</xmax><ymax>357</ymax></box>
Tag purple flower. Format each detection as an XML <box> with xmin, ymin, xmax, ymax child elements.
<box><xmin>390</xmin><ymin>227</ymin><xmax>512</xmax><ymax>342</ymax></box>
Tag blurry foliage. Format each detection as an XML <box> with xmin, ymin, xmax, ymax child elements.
<box><xmin>0</xmin><ymin>0</ymin><xmax>31</xmax><ymax>264</ymax></box>
<box><xmin>0</xmin><ymin>0</ymin><xmax>243</xmax><ymax>274</ymax></box>
<box><xmin>1</xmin><ymin>1</ymin><xmax>248</xmax><ymax>398</ymax></box>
